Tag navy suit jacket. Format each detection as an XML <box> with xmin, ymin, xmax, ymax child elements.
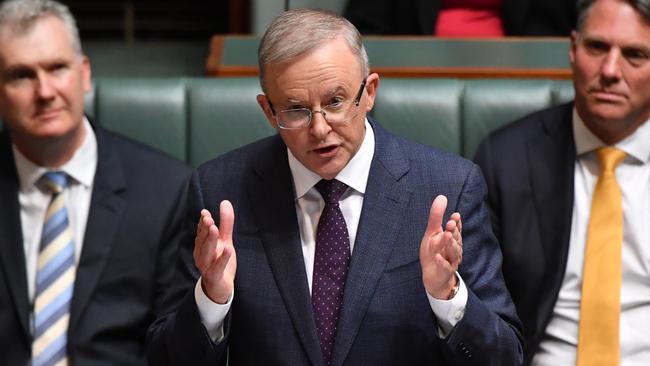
<box><xmin>344</xmin><ymin>0</ymin><xmax>576</xmax><ymax>36</ymax></box>
<box><xmin>0</xmin><ymin>125</ymin><xmax>191</xmax><ymax>365</ymax></box>
<box><xmin>147</xmin><ymin>119</ymin><xmax>523</xmax><ymax>365</ymax></box>
<box><xmin>474</xmin><ymin>103</ymin><xmax>576</xmax><ymax>365</ymax></box>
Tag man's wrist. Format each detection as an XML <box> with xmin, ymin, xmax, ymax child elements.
<box><xmin>447</xmin><ymin>275</ymin><xmax>460</xmax><ymax>300</ymax></box>
<box><xmin>201</xmin><ymin>277</ymin><xmax>230</xmax><ymax>305</ymax></box>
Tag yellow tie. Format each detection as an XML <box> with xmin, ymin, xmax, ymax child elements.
<box><xmin>577</xmin><ymin>147</ymin><xmax>627</xmax><ymax>366</ymax></box>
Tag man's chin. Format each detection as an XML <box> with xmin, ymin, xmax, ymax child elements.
<box><xmin>310</xmin><ymin>162</ymin><xmax>344</xmax><ymax>180</ymax></box>
<box><xmin>585</xmin><ymin>104</ymin><xmax>630</xmax><ymax>124</ymax></box>
<box><xmin>29</xmin><ymin>119</ymin><xmax>83</xmax><ymax>141</ymax></box>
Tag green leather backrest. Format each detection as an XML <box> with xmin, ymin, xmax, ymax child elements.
<box><xmin>79</xmin><ymin>77</ymin><xmax>574</xmax><ymax>167</ymax></box>
<box><xmin>462</xmin><ymin>79</ymin><xmax>574</xmax><ymax>158</ymax></box>
<box><xmin>187</xmin><ymin>78</ymin><xmax>274</xmax><ymax>167</ymax></box>
<box><xmin>92</xmin><ymin>78</ymin><xmax>188</xmax><ymax>161</ymax></box>
<box><xmin>372</xmin><ymin>79</ymin><xmax>463</xmax><ymax>154</ymax></box>
<box><xmin>372</xmin><ymin>78</ymin><xmax>574</xmax><ymax>158</ymax></box>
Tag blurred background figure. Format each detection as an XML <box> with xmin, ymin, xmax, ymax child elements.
<box><xmin>345</xmin><ymin>0</ymin><xmax>577</xmax><ymax>36</ymax></box>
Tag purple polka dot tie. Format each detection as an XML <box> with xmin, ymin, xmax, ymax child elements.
<box><xmin>312</xmin><ymin>179</ymin><xmax>350</xmax><ymax>365</ymax></box>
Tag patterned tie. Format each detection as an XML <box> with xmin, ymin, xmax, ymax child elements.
<box><xmin>577</xmin><ymin>147</ymin><xmax>627</xmax><ymax>366</ymax></box>
<box><xmin>32</xmin><ymin>171</ymin><xmax>76</xmax><ymax>366</ymax></box>
<box><xmin>312</xmin><ymin>179</ymin><xmax>351</xmax><ymax>365</ymax></box>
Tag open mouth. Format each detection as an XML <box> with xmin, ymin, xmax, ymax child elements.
<box><xmin>313</xmin><ymin>145</ymin><xmax>338</xmax><ymax>156</ymax></box>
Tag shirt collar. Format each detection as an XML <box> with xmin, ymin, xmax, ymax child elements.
<box><xmin>13</xmin><ymin>117</ymin><xmax>98</xmax><ymax>192</ymax></box>
<box><xmin>572</xmin><ymin>108</ymin><xmax>650</xmax><ymax>164</ymax></box>
<box><xmin>288</xmin><ymin>118</ymin><xmax>376</xmax><ymax>199</ymax></box>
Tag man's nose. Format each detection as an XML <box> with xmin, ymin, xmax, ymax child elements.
<box><xmin>35</xmin><ymin>73</ymin><xmax>56</xmax><ymax>99</ymax></box>
<box><xmin>601</xmin><ymin>49</ymin><xmax>622</xmax><ymax>81</ymax></box>
<box><xmin>309</xmin><ymin>109</ymin><xmax>332</xmax><ymax>139</ymax></box>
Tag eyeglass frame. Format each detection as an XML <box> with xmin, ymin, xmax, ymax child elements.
<box><xmin>266</xmin><ymin>77</ymin><xmax>367</xmax><ymax>130</ymax></box>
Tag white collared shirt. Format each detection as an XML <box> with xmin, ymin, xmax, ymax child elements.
<box><xmin>196</xmin><ymin>119</ymin><xmax>468</xmax><ymax>340</ymax></box>
<box><xmin>533</xmin><ymin>110</ymin><xmax>650</xmax><ymax>366</ymax></box>
<box><xmin>13</xmin><ymin>118</ymin><xmax>97</xmax><ymax>303</ymax></box>
<box><xmin>287</xmin><ymin>119</ymin><xmax>375</xmax><ymax>292</ymax></box>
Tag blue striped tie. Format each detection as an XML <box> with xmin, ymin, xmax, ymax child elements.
<box><xmin>32</xmin><ymin>171</ymin><xmax>75</xmax><ymax>366</ymax></box>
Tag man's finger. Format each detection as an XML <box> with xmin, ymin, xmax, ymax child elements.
<box><xmin>195</xmin><ymin>221</ymin><xmax>220</xmax><ymax>272</ymax></box>
<box><xmin>211</xmin><ymin>244</ymin><xmax>234</xmax><ymax>276</ymax></box>
<box><xmin>451</xmin><ymin>212</ymin><xmax>462</xmax><ymax>233</ymax></box>
<box><xmin>445</xmin><ymin>219</ymin><xmax>462</xmax><ymax>246</ymax></box>
<box><xmin>194</xmin><ymin>211</ymin><xmax>214</xmax><ymax>258</ymax></box>
<box><xmin>218</xmin><ymin>200</ymin><xmax>235</xmax><ymax>242</ymax></box>
<box><xmin>424</xmin><ymin>195</ymin><xmax>448</xmax><ymax>236</ymax></box>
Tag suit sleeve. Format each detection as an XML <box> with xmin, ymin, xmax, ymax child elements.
<box><xmin>441</xmin><ymin>164</ymin><xmax>523</xmax><ymax>366</ymax></box>
<box><xmin>146</xmin><ymin>171</ymin><xmax>229</xmax><ymax>366</ymax></box>
<box><xmin>473</xmin><ymin>138</ymin><xmax>503</xmax><ymax>243</ymax></box>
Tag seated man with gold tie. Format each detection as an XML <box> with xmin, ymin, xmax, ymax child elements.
<box><xmin>475</xmin><ymin>0</ymin><xmax>650</xmax><ymax>364</ymax></box>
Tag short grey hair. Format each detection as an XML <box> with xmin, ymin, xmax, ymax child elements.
<box><xmin>576</xmin><ymin>0</ymin><xmax>650</xmax><ymax>31</ymax></box>
<box><xmin>258</xmin><ymin>8</ymin><xmax>369</xmax><ymax>92</ymax></box>
<box><xmin>0</xmin><ymin>0</ymin><xmax>82</xmax><ymax>56</ymax></box>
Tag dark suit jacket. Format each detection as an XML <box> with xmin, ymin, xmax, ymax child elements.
<box><xmin>147</xmin><ymin>119</ymin><xmax>523</xmax><ymax>366</ymax></box>
<box><xmin>0</xmin><ymin>125</ymin><xmax>191</xmax><ymax>365</ymax></box>
<box><xmin>474</xmin><ymin>103</ymin><xmax>576</xmax><ymax>365</ymax></box>
<box><xmin>344</xmin><ymin>0</ymin><xmax>577</xmax><ymax>36</ymax></box>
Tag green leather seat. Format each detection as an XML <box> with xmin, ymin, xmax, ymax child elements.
<box><xmin>93</xmin><ymin>78</ymin><xmax>188</xmax><ymax>161</ymax></box>
<box><xmin>372</xmin><ymin>78</ymin><xmax>463</xmax><ymax>154</ymax></box>
<box><xmin>187</xmin><ymin>78</ymin><xmax>274</xmax><ymax>167</ymax></box>
<box><xmin>19</xmin><ymin>77</ymin><xmax>575</xmax><ymax>167</ymax></box>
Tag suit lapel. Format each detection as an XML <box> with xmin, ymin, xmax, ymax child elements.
<box><xmin>247</xmin><ymin>137</ymin><xmax>323</xmax><ymax>366</ymax></box>
<box><xmin>526</xmin><ymin>104</ymin><xmax>575</xmax><ymax>335</ymax></box>
<box><xmin>331</xmin><ymin>122</ymin><xmax>411</xmax><ymax>366</ymax></box>
<box><xmin>69</xmin><ymin>127</ymin><xmax>126</xmax><ymax>331</ymax></box>
<box><xmin>0</xmin><ymin>133</ymin><xmax>31</xmax><ymax>342</ymax></box>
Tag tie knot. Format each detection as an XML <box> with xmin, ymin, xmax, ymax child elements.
<box><xmin>596</xmin><ymin>147</ymin><xmax>627</xmax><ymax>175</ymax></box>
<box><xmin>39</xmin><ymin>171</ymin><xmax>69</xmax><ymax>194</ymax></box>
<box><xmin>315</xmin><ymin>179</ymin><xmax>348</xmax><ymax>203</ymax></box>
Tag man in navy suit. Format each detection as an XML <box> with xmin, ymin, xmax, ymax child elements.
<box><xmin>148</xmin><ymin>8</ymin><xmax>522</xmax><ymax>366</ymax></box>
<box><xmin>0</xmin><ymin>1</ymin><xmax>190</xmax><ymax>364</ymax></box>
<box><xmin>475</xmin><ymin>0</ymin><xmax>650</xmax><ymax>364</ymax></box>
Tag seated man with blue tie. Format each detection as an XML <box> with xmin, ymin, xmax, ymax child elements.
<box><xmin>147</xmin><ymin>8</ymin><xmax>522</xmax><ymax>366</ymax></box>
<box><xmin>0</xmin><ymin>1</ymin><xmax>191</xmax><ymax>364</ymax></box>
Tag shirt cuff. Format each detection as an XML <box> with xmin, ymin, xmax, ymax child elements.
<box><xmin>426</xmin><ymin>272</ymin><xmax>468</xmax><ymax>338</ymax></box>
<box><xmin>194</xmin><ymin>278</ymin><xmax>232</xmax><ymax>342</ymax></box>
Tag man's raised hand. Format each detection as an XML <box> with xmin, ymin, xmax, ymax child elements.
<box><xmin>193</xmin><ymin>200</ymin><xmax>237</xmax><ymax>304</ymax></box>
<box><xmin>419</xmin><ymin>195</ymin><xmax>463</xmax><ymax>300</ymax></box>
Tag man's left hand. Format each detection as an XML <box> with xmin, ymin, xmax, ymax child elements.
<box><xmin>419</xmin><ymin>195</ymin><xmax>463</xmax><ymax>300</ymax></box>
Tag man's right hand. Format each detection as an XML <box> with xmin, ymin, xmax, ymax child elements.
<box><xmin>193</xmin><ymin>200</ymin><xmax>237</xmax><ymax>304</ymax></box>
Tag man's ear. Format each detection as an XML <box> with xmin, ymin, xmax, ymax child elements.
<box><xmin>569</xmin><ymin>30</ymin><xmax>578</xmax><ymax>66</ymax></box>
<box><xmin>81</xmin><ymin>55</ymin><xmax>92</xmax><ymax>92</ymax></box>
<box><xmin>364</xmin><ymin>72</ymin><xmax>379</xmax><ymax>112</ymax></box>
<box><xmin>257</xmin><ymin>94</ymin><xmax>278</xmax><ymax>129</ymax></box>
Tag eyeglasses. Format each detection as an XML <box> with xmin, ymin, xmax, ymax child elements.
<box><xmin>268</xmin><ymin>78</ymin><xmax>367</xmax><ymax>130</ymax></box>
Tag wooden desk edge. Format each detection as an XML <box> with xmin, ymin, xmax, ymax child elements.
<box><xmin>206</xmin><ymin>35</ymin><xmax>572</xmax><ymax>79</ymax></box>
<box><xmin>207</xmin><ymin>65</ymin><xmax>572</xmax><ymax>79</ymax></box>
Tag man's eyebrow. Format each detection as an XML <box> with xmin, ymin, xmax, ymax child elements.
<box><xmin>324</xmin><ymin>85</ymin><xmax>346</xmax><ymax>96</ymax></box>
<box><xmin>285</xmin><ymin>97</ymin><xmax>306</xmax><ymax>105</ymax></box>
<box><xmin>621</xmin><ymin>43</ymin><xmax>650</xmax><ymax>52</ymax></box>
<box><xmin>2</xmin><ymin>64</ymin><xmax>32</xmax><ymax>76</ymax></box>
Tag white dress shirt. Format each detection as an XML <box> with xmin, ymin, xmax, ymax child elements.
<box><xmin>196</xmin><ymin>119</ymin><xmax>468</xmax><ymax>340</ymax></box>
<box><xmin>533</xmin><ymin>110</ymin><xmax>650</xmax><ymax>366</ymax></box>
<box><xmin>14</xmin><ymin>118</ymin><xmax>97</xmax><ymax>303</ymax></box>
